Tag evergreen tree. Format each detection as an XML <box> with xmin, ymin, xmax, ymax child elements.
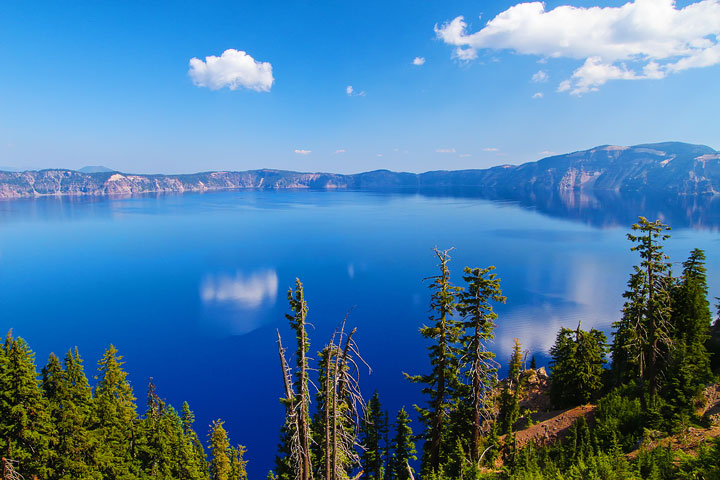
<box><xmin>360</xmin><ymin>391</ymin><xmax>387</xmax><ymax>480</ymax></box>
<box><xmin>387</xmin><ymin>408</ymin><xmax>416</xmax><ymax>480</ymax></box>
<box><xmin>0</xmin><ymin>331</ymin><xmax>54</xmax><ymax>479</ymax></box>
<box><xmin>664</xmin><ymin>248</ymin><xmax>714</xmax><ymax>420</ymax></box>
<box><xmin>405</xmin><ymin>247</ymin><xmax>463</xmax><ymax>476</ymax></box>
<box><xmin>229</xmin><ymin>445</ymin><xmax>249</xmax><ymax>480</ymax></box>
<box><xmin>498</xmin><ymin>339</ymin><xmax>524</xmax><ymax>435</ymax></box>
<box><xmin>209</xmin><ymin>420</ymin><xmax>231</xmax><ymax>480</ymax></box>
<box><xmin>611</xmin><ymin>217</ymin><xmax>673</xmax><ymax>403</ymax></box>
<box><xmin>93</xmin><ymin>344</ymin><xmax>140</xmax><ymax>480</ymax></box>
<box><xmin>549</xmin><ymin>325</ymin><xmax>607</xmax><ymax>409</ymax></box>
<box><xmin>457</xmin><ymin>265</ymin><xmax>505</xmax><ymax>463</ymax></box>
<box><xmin>181</xmin><ymin>401</ymin><xmax>211</xmax><ymax>479</ymax></box>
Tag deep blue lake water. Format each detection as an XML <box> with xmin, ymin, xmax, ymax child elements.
<box><xmin>0</xmin><ymin>189</ymin><xmax>718</xmax><ymax>477</ymax></box>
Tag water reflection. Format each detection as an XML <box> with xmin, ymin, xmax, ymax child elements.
<box><xmin>200</xmin><ymin>269</ymin><xmax>278</xmax><ymax>334</ymax></box>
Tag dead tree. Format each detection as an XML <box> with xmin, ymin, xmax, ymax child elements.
<box><xmin>2</xmin><ymin>458</ymin><xmax>24</xmax><ymax>480</ymax></box>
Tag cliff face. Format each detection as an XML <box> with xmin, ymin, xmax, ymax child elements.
<box><xmin>0</xmin><ymin>142</ymin><xmax>718</xmax><ymax>199</ymax></box>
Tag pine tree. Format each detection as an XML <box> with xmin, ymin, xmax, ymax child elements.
<box><xmin>611</xmin><ymin>217</ymin><xmax>673</xmax><ymax>403</ymax></box>
<box><xmin>360</xmin><ymin>391</ymin><xmax>387</xmax><ymax>480</ymax></box>
<box><xmin>387</xmin><ymin>408</ymin><xmax>416</xmax><ymax>480</ymax></box>
<box><xmin>549</xmin><ymin>324</ymin><xmax>607</xmax><ymax>409</ymax></box>
<box><xmin>405</xmin><ymin>247</ymin><xmax>463</xmax><ymax>476</ymax></box>
<box><xmin>0</xmin><ymin>331</ymin><xmax>54</xmax><ymax>479</ymax></box>
<box><xmin>498</xmin><ymin>339</ymin><xmax>523</xmax><ymax>435</ymax></box>
<box><xmin>457</xmin><ymin>265</ymin><xmax>505</xmax><ymax>464</ymax></box>
<box><xmin>229</xmin><ymin>445</ymin><xmax>248</xmax><ymax>480</ymax></box>
<box><xmin>181</xmin><ymin>401</ymin><xmax>210</xmax><ymax>479</ymax></box>
<box><xmin>93</xmin><ymin>344</ymin><xmax>140</xmax><ymax>479</ymax></box>
<box><xmin>664</xmin><ymin>248</ymin><xmax>713</xmax><ymax>420</ymax></box>
<box><xmin>209</xmin><ymin>420</ymin><xmax>231</xmax><ymax>480</ymax></box>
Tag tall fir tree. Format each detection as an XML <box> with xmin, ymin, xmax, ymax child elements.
<box><xmin>664</xmin><ymin>248</ymin><xmax>714</xmax><ymax>420</ymax></box>
<box><xmin>549</xmin><ymin>324</ymin><xmax>607</xmax><ymax>409</ymax></box>
<box><xmin>209</xmin><ymin>420</ymin><xmax>231</xmax><ymax>480</ymax></box>
<box><xmin>93</xmin><ymin>344</ymin><xmax>140</xmax><ymax>480</ymax></box>
<box><xmin>387</xmin><ymin>408</ymin><xmax>416</xmax><ymax>480</ymax></box>
<box><xmin>498</xmin><ymin>338</ymin><xmax>524</xmax><ymax>435</ymax></box>
<box><xmin>181</xmin><ymin>401</ymin><xmax>211</xmax><ymax>480</ymax></box>
<box><xmin>360</xmin><ymin>391</ymin><xmax>387</xmax><ymax>480</ymax></box>
<box><xmin>611</xmin><ymin>217</ymin><xmax>673</xmax><ymax>404</ymax></box>
<box><xmin>0</xmin><ymin>331</ymin><xmax>54</xmax><ymax>479</ymax></box>
<box><xmin>457</xmin><ymin>265</ymin><xmax>505</xmax><ymax>464</ymax></box>
<box><xmin>229</xmin><ymin>445</ymin><xmax>249</xmax><ymax>480</ymax></box>
<box><xmin>405</xmin><ymin>247</ymin><xmax>463</xmax><ymax>476</ymax></box>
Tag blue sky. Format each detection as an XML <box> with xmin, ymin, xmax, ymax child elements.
<box><xmin>1</xmin><ymin>0</ymin><xmax>719</xmax><ymax>174</ymax></box>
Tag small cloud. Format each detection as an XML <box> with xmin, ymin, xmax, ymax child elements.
<box><xmin>347</xmin><ymin>264</ymin><xmax>355</xmax><ymax>279</ymax></box>
<box><xmin>538</xmin><ymin>150</ymin><xmax>557</xmax><ymax>156</ymax></box>
<box><xmin>334</xmin><ymin>149</ymin><xmax>346</xmax><ymax>154</ymax></box>
<box><xmin>436</xmin><ymin>148</ymin><xmax>456</xmax><ymax>153</ymax></box>
<box><xmin>532</xmin><ymin>70</ymin><xmax>549</xmax><ymax>83</ymax></box>
<box><xmin>294</xmin><ymin>149</ymin><xmax>311</xmax><ymax>155</ymax></box>
<box><xmin>188</xmin><ymin>49</ymin><xmax>274</xmax><ymax>92</ymax></box>
<box><xmin>532</xmin><ymin>92</ymin><xmax>544</xmax><ymax>99</ymax></box>
<box><xmin>376</xmin><ymin>154</ymin><xmax>383</xmax><ymax>157</ymax></box>
<box><xmin>346</xmin><ymin>85</ymin><xmax>366</xmax><ymax>96</ymax></box>
<box><xmin>201</xmin><ymin>270</ymin><xmax>278</xmax><ymax>310</ymax></box>
<box><xmin>483</xmin><ymin>147</ymin><xmax>499</xmax><ymax>152</ymax></box>
<box><xmin>413</xmin><ymin>56</ymin><xmax>426</xmax><ymax>66</ymax></box>
<box><xmin>459</xmin><ymin>153</ymin><xmax>472</xmax><ymax>158</ymax></box>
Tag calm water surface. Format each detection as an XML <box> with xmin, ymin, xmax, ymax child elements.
<box><xmin>1</xmin><ymin>189</ymin><xmax>718</xmax><ymax>477</ymax></box>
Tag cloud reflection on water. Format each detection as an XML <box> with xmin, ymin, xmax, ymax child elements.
<box><xmin>200</xmin><ymin>269</ymin><xmax>278</xmax><ymax>334</ymax></box>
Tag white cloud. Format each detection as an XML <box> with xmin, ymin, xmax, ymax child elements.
<box><xmin>294</xmin><ymin>149</ymin><xmax>311</xmax><ymax>155</ymax></box>
<box><xmin>413</xmin><ymin>56</ymin><xmax>426</xmax><ymax>65</ymax></box>
<box><xmin>539</xmin><ymin>150</ymin><xmax>557</xmax><ymax>156</ymax></box>
<box><xmin>436</xmin><ymin>148</ymin><xmax>457</xmax><ymax>153</ymax></box>
<box><xmin>459</xmin><ymin>153</ymin><xmax>472</xmax><ymax>158</ymax></box>
<box><xmin>532</xmin><ymin>92</ymin><xmax>544</xmax><ymax>99</ymax></box>
<box><xmin>188</xmin><ymin>49</ymin><xmax>274</xmax><ymax>92</ymax></box>
<box><xmin>435</xmin><ymin>0</ymin><xmax>720</xmax><ymax>94</ymax></box>
<box><xmin>334</xmin><ymin>149</ymin><xmax>346</xmax><ymax>154</ymax></box>
<box><xmin>201</xmin><ymin>270</ymin><xmax>278</xmax><ymax>310</ymax></box>
<box><xmin>376</xmin><ymin>153</ymin><xmax>383</xmax><ymax>157</ymax></box>
<box><xmin>346</xmin><ymin>85</ymin><xmax>366</xmax><ymax>96</ymax></box>
<box><xmin>483</xmin><ymin>147</ymin><xmax>500</xmax><ymax>152</ymax></box>
<box><xmin>532</xmin><ymin>70</ymin><xmax>549</xmax><ymax>82</ymax></box>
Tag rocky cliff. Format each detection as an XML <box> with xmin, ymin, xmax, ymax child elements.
<box><xmin>1</xmin><ymin>142</ymin><xmax>717</xmax><ymax>199</ymax></box>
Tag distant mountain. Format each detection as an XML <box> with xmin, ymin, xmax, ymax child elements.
<box><xmin>78</xmin><ymin>165</ymin><xmax>115</xmax><ymax>173</ymax></box>
<box><xmin>0</xmin><ymin>142</ymin><xmax>717</xmax><ymax>199</ymax></box>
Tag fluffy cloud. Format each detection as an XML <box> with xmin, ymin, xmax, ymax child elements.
<box><xmin>532</xmin><ymin>70</ymin><xmax>548</xmax><ymax>82</ymax></box>
<box><xmin>200</xmin><ymin>270</ymin><xmax>278</xmax><ymax>310</ymax></box>
<box><xmin>188</xmin><ymin>49</ymin><xmax>274</xmax><ymax>92</ymax></box>
<box><xmin>532</xmin><ymin>92</ymin><xmax>544</xmax><ymax>99</ymax></box>
<box><xmin>346</xmin><ymin>85</ymin><xmax>366</xmax><ymax>96</ymax></box>
<box><xmin>413</xmin><ymin>56</ymin><xmax>426</xmax><ymax>65</ymax></box>
<box><xmin>294</xmin><ymin>149</ymin><xmax>311</xmax><ymax>155</ymax></box>
<box><xmin>435</xmin><ymin>0</ymin><xmax>720</xmax><ymax>94</ymax></box>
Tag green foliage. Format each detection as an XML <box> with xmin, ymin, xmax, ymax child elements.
<box><xmin>549</xmin><ymin>325</ymin><xmax>607</xmax><ymax>409</ymax></box>
<box><xmin>209</xmin><ymin>419</ymin><xmax>231</xmax><ymax>480</ymax></box>
<box><xmin>360</xmin><ymin>391</ymin><xmax>388</xmax><ymax>480</ymax></box>
<box><xmin>388</xmin><ymin>408</ymin><xmax>416</xmax><ymax>480</ymax></box>
<box><xmin>498</xmin><ymin>339</ymin><xmax>524</xmax><ymax>435</ymax></box>
<box><xmin>593</xmin><ymin>386</ymin><xmax>644</xmax><ymax>452</ymax></box>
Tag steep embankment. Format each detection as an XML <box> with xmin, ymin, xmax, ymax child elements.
<box><xmin>1</xmin><ymin>142</ymin><xmax>718</xmax><ymax>198</ymax></box>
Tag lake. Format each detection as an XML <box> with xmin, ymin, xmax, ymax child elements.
<box><xmin>1</xmin><ymin>189</ymin><xmax>718</xmax><ymax>477</ymax></box>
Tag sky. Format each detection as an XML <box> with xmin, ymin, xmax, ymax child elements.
<box><xmin>1</xmin><ymin>0</ymin><xmax>719</xmax><ymax>174</ymax></box>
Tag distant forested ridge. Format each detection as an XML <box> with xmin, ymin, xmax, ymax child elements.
<box><xmin>0</xmin><ymin>142</ymin><xmax>718</xmax><ymax>198</ymax></box>
<box><xmin>2</xmin><ymin>216</ymin><xmax>720</xmax><ymax>479</ymax></box>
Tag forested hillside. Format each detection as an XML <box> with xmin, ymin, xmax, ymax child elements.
<box><xmin>2</xmin><ymin>216</ymin><xmax>720</xmax><ymax>479</ymax></box>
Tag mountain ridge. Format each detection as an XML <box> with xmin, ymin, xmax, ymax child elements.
<box><xmin>0</xmin><ymin>142</ymin><xmax>717</xmax><ymax>199</ymax></box>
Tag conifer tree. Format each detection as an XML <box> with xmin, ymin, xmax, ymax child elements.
<box><xmin>181</xmin><ymin>401</ymin><xmax>211</xmax><ymax>479</ymax></box>
<box><xmin>405</xmin><ymin>247</ymin><xmax>463</xmax><ymax>475</ymax></box>
<box><xmin>498</xmin><ymin>339</ymin><xmax>523</xmax><ymax>435</ymax></box>
<box><xmin>360</xmin><ymin>391</ymin><xmax>387</xmax><ymax>480</ymax></box>
<box><xmin>209</xmin><ymin>420</ymin><xmax>231</xmax><ymax>480</ymax></box>
<box><xmin>549</xmin><ymin>325</ymin><xmax>607</xmax><ymax>409</ymax></box>
<box><xmin>457</xmin><ymin>265</ymin><xmax>505</xmax><ymax>464</ymax></box>
<box><xmin>229</xmin><ymin>445</ymin><xmax>248</xmax><ymax>480</ymax></box>
<box><xmin>0</xmin><ymin>331</ymin><xmax>54</xmax><ymax>479</ymax></box>
<box><xmin>611</xmin><ymin>217</ymin><xmax>673</xmax><ymax>403</ymax></box>
<box><xmin>664</xmin><ymin>248</ymin><xmax>713</xmax><ymax>420</ymax></box>
<box><xmin>387</xmin><ymin>408</ymin><xmax>416</xmax><ymax>480</ymax></box>
<box><xmin>93</xmin><ymin>344</ymin><xmax>140</xmax><ymax>479</ymax></box>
